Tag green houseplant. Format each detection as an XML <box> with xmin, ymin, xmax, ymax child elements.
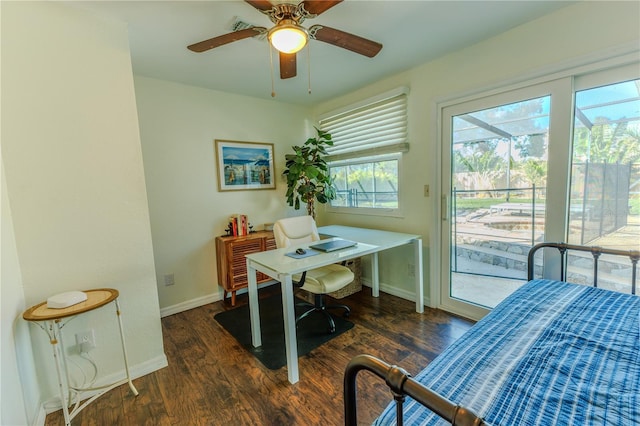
<box><xmin>283</xmin><ymin>127</ymin><xmax>337</xmax><ymax>219</ymax></box>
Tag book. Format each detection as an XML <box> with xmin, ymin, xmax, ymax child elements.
<box><xmin>230</xmin><ymin>216</ymin><xmax>238</xmax><ymax>236</ymax></box>
<box><xmin>229</xmin><ymin>214</ymin><xmax>249</xmax><ymax>237</ymax></box>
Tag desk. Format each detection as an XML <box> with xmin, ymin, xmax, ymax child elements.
<box><xmin>245</xmin><ymin>225</ymin><xmax>423</xmax><ymax>383</ymax></box>
<box><xmin>23</xmin><ymin>289</ymin><xmax>138</xmax><ymax>426</ymax></box>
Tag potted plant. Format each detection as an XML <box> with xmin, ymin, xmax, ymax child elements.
<box><xmin>282</xmin><ymin>127</ymin><xmax>337</xmax><ymax>219</ymax></box>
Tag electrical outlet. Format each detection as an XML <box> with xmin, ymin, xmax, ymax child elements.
<box><xmin>76</xmin><ymin>330</ymin><xmax>96</xmax><ymax>353</ymax></box>
<box><xmin>424</xmin><ymin>184</ymin><xmax>430</xmax><ymax>197</ymax></box>
<box><xmin>408</xmin><ymin>263</ymin><xmax>415</xmax><ymax>277</ymax></box>
<box><xmin>164</xmin><ymin>273</ymin><xmax>175</xmax><ymax>286</ymax></box>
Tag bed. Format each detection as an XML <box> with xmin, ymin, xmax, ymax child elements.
<box><xmin>344</xmin><ymin>242</ymin><xmax>640</xmax><ymax>426</ymax></box>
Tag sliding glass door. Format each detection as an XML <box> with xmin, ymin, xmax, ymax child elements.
<box><xmin>440</xmin><ymin>80</ymin><xmax>571</xmax><ymax>318</ymax></box>
<box><xmin>440</xmin><ymin>65</ymin><xmax>639</xmax><ymax>319</ymax></box>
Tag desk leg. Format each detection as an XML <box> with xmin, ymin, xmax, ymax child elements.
<box><xmin>280</xmin><ymin>273</ymin><xmax>299</xmax><ymax>384</ymax></box>
<box><xmin>246</xmin><ymin>259</ymin><xmax>262</xmax><ymax>347</ymax></box>
<box><xmin>414</xmin><ymin>238</ymin><xmax>424</xmax><ymax>313</ymax></box>
<box><xmin>371</xmin><ymin>252</ymin><xmax>380</xmax><ymax>297</ymax></box>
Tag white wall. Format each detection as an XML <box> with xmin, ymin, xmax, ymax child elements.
<box><xmin>314</xmin><ymin>1</ymin><xmax>640</xmax><ymax>303</ymax></box>
<box><xmin>1</xmin><ymin>160</ymin><xmax>40</xmax><ymax>426</ymax></box>
<box><xmin>134</xmin><ymin>76</ymin><xmax>312</xmax><ymax>313</ymax></box>
<box><xmin>2</xmin><ymin>0</ymin><xmax>166</xmax><ymax>413</ymax></box>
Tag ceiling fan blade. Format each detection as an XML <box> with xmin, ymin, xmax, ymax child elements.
<box><xmin>309</xmin><ymin>25</ymin><xmax>382</xmax><ymax>58</ymax></box>
<box><xmin>279</xmin><ymin>52</ymin><xmax>297</xmax><ymax>79</ymax></box>
<box><xmin>301</xmin><ymin>0</ymin><xmax>343</xmax><ymax>16</ymax></box>
<box><xmin>245</xmin><ymin>0</ymin><xmax>274</xmax><ymax>12</ymax></box>
<box><xmin>187</xmin><ymin>27</ymin><xmax>266</xmax><ymax>52</ymax></box>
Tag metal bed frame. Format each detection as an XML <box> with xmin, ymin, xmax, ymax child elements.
<box><xmin>526</xmin><ymin>242</ymin><xmax>639</xmax><ymax>294</ymax></box>
<box><xmin>344</xmin><ymin>242</ymin><xmax>640</xmax><ymax>426</ymax></box>
<box><xmin>344</xmin><ymin>354</ymin><xmax>486</xmax><ymax>426</ymax></box>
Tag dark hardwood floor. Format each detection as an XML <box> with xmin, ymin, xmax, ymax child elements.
<box><xmin>45</xmin><ymin>286</ymin><xmax>473</xmax><ymax>425</ymax></box>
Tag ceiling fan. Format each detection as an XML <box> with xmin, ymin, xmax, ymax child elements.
<box><xmin>187</xmin><ymin>0</ymin><xmax>383</xmax><ymax>80</ymax></box>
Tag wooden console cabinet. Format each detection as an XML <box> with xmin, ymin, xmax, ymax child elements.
<box><xmin>215</xmin><ymin>231</ymin><xmax>276</xmax><ymax>306</ymax></box>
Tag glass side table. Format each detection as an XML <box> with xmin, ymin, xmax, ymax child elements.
<box><xmin>23</xmin><ymin>288</ymin><xmax>138</xmax><ymax>425</ymax></box>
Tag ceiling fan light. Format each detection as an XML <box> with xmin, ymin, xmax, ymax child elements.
<box><xmin>269</xmin><ymin>23</ymin><xmax>308</xmax><ymax>54</ymax></box>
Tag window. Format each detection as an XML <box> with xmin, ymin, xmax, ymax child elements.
<box><xmin>319</xmin><ymin>88</ymin><xmax>409</xmax><ymax>214</ymax></box>
<box><xmin>329</xmin><ymin>154</ymin><xmax>400</xmax><ymax>209</ymax></box>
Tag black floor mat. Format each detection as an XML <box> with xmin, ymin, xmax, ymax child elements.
<box><xmin>214</xmin><ymin>294</ymin><xmax>354</xmax><ymax>370</ymax></box>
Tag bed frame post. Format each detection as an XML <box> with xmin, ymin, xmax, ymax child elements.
<box><xmin>393</xmin><ymin>393</ymin><xmax>407</xmax><ymax>426</ymax></box>
<box><xmin>631</xmin><ymin>255</ymin><xmax>639</xmax><ymax>295</ymax></box>
<box><xmin>344</xmin><ymin>354</ymin><xmax>407</xmax><ymax>426</ymax></box>
<box><xmin>559</xmin><ymin>245</ymin><xmax>567</xmax><ymax>281</ymax></box>
<box><xmin>591</xmin><ymin>247</ymin><xmax>602</xmax><ymax>288</ymax></box>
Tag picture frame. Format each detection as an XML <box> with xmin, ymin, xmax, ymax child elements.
<box><xmin>214</xmin><ymin>140</ymin><xmax>276</xmax><ymax>191</ymax></box>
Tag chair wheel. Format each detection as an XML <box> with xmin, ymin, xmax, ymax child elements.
<box><xmin>343</xmin><ymin>311</ymin><xmax>350</xmax><ymax>318</ymax></box>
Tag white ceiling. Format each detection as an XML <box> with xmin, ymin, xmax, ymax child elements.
<box><xmin>71</xmin><ymin>1</ymin><xmax>575</xmax><ymax>106</ymax></box>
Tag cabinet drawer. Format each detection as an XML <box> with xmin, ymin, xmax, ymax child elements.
<box><xmin>230</xmin><ymin>238</ymin><xmax>263</xmax><ymax>256</ymax></box>
<box><xmin>265</xmin><ymin>237</ymin><xmax>277</xmax><ymax>251</ymax></box>
<box><xmin>230</xmin><ymin>239</ymin><xmax>262</xmax><ymax>271</ymax></box>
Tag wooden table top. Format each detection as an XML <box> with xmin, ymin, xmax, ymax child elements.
<box><xmin>23</xmin><ymin>288</ymin><xmax>119</xmax><ymax>322</ymax></box>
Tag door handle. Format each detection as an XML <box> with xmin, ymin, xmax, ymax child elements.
<box><xmin>441</xmin><ymin>194</ymin><xmax>449</xmax><ymax>221</ymax></box>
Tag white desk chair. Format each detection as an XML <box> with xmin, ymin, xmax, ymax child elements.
<box><xmin>273</xmin><ymin>216</ymin><xmax>354</xmax><ymax>333</ymax></box>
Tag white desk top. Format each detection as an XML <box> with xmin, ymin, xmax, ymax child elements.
<box><xmin>318</xmin><ymin>225</ymin><xmax>421</xmax><ymax>248</ymax></box>
<box><xmin>245</xmin><ymin>225</ymin><xmax>422</xmax><ymax>276</ymax></box>
<box><xmin>245</xmin><ymin>237</ymin><xmax>379</xmax><ymax>275</ymax></box>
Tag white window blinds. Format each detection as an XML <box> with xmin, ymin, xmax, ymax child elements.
<box><xmin>319</xmin><ymin>88</ymin><xmax>409</xmax><ymax>161</ymax></box>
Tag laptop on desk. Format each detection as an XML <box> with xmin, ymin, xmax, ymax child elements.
<box><xmin>309</xmin><ymin>239</ymin><xmax>357</xmax><ymax>252</ymax></box>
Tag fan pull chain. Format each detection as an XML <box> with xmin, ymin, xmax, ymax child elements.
<box><xmin>307</xmin><ymin>43</ymin><xmax>311</xmax><ymax>95</ymax></box>
<box><xmin>269</xmin><ymin>42</ymin><xmax>276</xmax><ymax>98</ymax></box>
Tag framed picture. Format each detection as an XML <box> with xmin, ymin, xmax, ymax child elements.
<box><xmin>215</xmin><ymin>140</ymin><xmax>276</xmax><ymax>191</ymax></box>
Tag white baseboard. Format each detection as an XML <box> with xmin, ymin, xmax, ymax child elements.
<box><xmin>39</xmin><ymin>354</ymin><xmax>168</xmax><ymax>416</ymax></box>
<box><xmin>32</xmin><ymin>405</ymin><xmax>47</xmax><ymax>426</ymax></box>
<box><xmin>159</xmin><ymin>281</ymin><xmax>279</xmax><ymax>318</ymax></box>
<box><xmin>363</xmin><ymin>278</ymin><xmax>431</xmax><ymax>308</ymax></box>
<box><xmin>157</xmin><ymin>279</ymin><xmax>428</xmax><ymax>320</ymax></box>
<box><xmin>160</xmin><ymin>292</ymin><xmax>222</xmax><ymax>318</ymax></box>
<box><xmin>130</xmin><ymin>353</ymin><xmax>168</xmax><ymax>379</ymax></box>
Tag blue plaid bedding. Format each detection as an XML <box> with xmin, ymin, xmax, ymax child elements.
<box><xmin>373</xmin><ymin>279</ymin><xmax>640</xmax><ymax>425</ymax></box>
